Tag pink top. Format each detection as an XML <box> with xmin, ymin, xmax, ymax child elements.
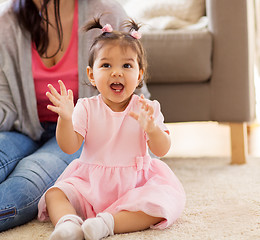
<box><xmin>32</xmin><ymin>0</ymin><xmax>78</xmax><ymax>122</ymax></box>
<box><xmin>72</xmin><ymin>94</ymin><xmax>169</xmax><ymax>166</ymax></box>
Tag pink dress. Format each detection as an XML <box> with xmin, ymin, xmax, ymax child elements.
<box><xmin>38</xmin><ymin>94</ymin><xmax>186</xmax><ymax>229</ymax></box>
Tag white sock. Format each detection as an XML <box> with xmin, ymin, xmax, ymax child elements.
<box><xmin>82</xmin><ymin>212</ymin><xmax>114</xmax><ymax>240</ymax></box>
<box><xmin>49</xmin><ymin>214</ymin><xmax>84</xmax><ymax>240</ymax></box>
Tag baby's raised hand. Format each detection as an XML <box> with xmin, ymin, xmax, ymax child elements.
<box><xmin>129</xmin><ymin>95</ymin><xmax>156</xmax><ymax>133</ymax></box>
<box><xmin>46</xmin><ymin>80</ymin><xmax>74</xmax><ymax>121</ymax></box>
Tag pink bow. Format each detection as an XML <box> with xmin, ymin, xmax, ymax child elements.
<box><xmin>131</xmin><ymin>30</ymin><xmax>142</xmax><ymax>39</ymax></box>
<box><xmin>102</xmin><ymin>24</ymin><xmax>113</xmax><ymax>33</ymax></box>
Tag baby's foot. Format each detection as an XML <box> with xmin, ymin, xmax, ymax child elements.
<box><xmin>49</xmin><ymin>214</ymin><xmax>84</xmax><ymax>240</ymax></box>
<box><xmin>82</xmin><ymin>212</ymin><xmax>114</xmax><ymax>240</ymax></box>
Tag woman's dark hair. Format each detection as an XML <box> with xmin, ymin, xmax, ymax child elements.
<box><xmin>82</xmin><ymin>16</ymin><xmax>148</xmax><ymax>87</ymax></box>
<box><xmin>12</xmin><ymin>0</ymin><xmax>63</xmax><ymax>58</ymax></box>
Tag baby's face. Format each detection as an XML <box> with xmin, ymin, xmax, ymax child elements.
<box><xmin>87</xmin><ymin>43</ymin><xmax>143</xmax><ymax>112</ymax></box>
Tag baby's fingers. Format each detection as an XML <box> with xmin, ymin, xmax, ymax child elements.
<box><xmin>46</xmin><ymin>104</ymin><xmax>59</xmax><ymax>114</ymax></box>
<box><xmin>139</xmin><ymin>95</ymin><xmax>146</xmax><ymax>107</ymax></box>
<box><xmin>46</xmin><ymin>91</ymin><xmax>60</xmax><ymax>107</ymax></box>
<box><xmin>129</xmin><ymin>111</ymin><xmax>139</xmax><ymax>121</ymax></box>
<box><xmin>147</xmin><ymin>104</ymin><xmax>154</xmax><ymax>116</ymax></box>
<box><xmin>139</xmin><ymin>98</ymin><xmax>154</xmax><ymax>116</ymax></box>
<box><xmin>68</xmin><ymin>89</ymin><xmax>74</xmax><ymax>102</ymax></box>
<box><xmin>48</xmin><ymin>84</ymin><xmax>60</xmax><ymax>99</ymax></box>
<box><xmin>58</xmin><ymin>80</ymin><xmax>67</xmax><ymax>96</ymax></box>
<box><xmin>147</xmin><ymin>114</ymin><xmax>154</xmax><ymax>122</ymax></box>
<box><xmin>139</xmin><ymin>95</ymin><xmax>153</xmax><ymax>112</ymax></box>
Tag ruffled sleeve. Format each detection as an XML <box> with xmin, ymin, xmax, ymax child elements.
<box><xmin>153</xmin><ymin>100</ymin><xmax>169</xmax><ymax>134</ymax></box>
<box><xmin>72</xmin><ymin>98</ymin><xmax>89</xmax><ymax>139</ymax></box>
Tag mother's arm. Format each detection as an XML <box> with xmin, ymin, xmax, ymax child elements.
<box><xmin>0</xmin><ymin>68</ymin><xmax>17</xmax><ymax>131</ymax></box>
<box><xmin>0</xmin><ymin>3</ymin><xmax>18</xmax><ymax>131</ymax></box>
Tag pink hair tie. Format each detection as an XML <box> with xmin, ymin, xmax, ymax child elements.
<box><xmin>131</xmin><ymin>30</ymin><xmax>142</xmax><ymax>39</ymax></box>
<box><xmin>102</xmin><ymin>24</ymin><xmax>113</xmax><ymax>33</ymax></box>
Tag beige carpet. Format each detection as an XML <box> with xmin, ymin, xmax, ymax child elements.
<box><xmin>0</xmin><ymin>157</ymin><xmax>259</xmax><ymax>240</ymax></box>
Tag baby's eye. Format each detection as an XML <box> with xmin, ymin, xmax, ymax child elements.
<box><xmin>123</xmin><ymin>63</ymin><xmax>131</xmax><ymax>68</ymax></box>
<box><xmin>102</xmin><ymin>63</ymin><xmax>111</xmax><ymax>68</ymax></box>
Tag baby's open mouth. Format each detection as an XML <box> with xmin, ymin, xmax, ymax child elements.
<box><xmin>110</xmin><ymin>83</ymin><xmax>124</xmax><ymax>92</ymax></box>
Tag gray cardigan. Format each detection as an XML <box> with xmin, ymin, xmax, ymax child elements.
<box><xmin>0</xmin><ymin>0</ymin><xmax>150</xmax><ymax>140</ymax></box>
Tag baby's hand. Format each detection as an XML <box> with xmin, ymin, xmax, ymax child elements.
<box><xmin>129</xmin><ymin>94</ymin><xmax>156</xmax><ymax>133</ymax></box>
<box><xmin>46</xmin><ymin>80</ymin><xmax>74</xmax><ymax>121</ymax></box>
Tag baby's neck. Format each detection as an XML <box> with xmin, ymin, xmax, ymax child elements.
<box><xmin>108</xmin><ymin>101</ymin><xmax>129</xmax><ymax>112</ymax></box>
<box><xmin>101</xmin><ymin>95</ymin><xmax>132</xmax><ymax>112</ymax></box>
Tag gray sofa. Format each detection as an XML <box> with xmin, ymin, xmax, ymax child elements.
<box><xmin>141</xmin><ymin>0</ymin><xmax>255</xmax><ymax>164</ymax></box>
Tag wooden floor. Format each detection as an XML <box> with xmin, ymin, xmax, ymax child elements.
<box><xmin>164</xmin><ymin>122</ymin><xmax>260</xmax><ymax>158</ymax></box>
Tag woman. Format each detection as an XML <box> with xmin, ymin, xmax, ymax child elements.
<box><xmin>0</xmin><ymin>0</ymin><xmax>150</xmax><ymax>232</ymax></box>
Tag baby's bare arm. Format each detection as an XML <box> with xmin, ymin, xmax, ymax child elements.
<box><xmin>56</xmin><ymin>117</ymin><xmax>84</xmax><ymax>154</ymax></box>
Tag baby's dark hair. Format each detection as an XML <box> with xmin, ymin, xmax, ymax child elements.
<box><xmin>82</xmin><ymin>16</ymin><xmax>147</xmax><ymax>88</ymax></box>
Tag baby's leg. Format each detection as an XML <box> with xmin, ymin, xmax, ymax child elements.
<box><xmin>113</xmin><ymin>211</ymin><xmax>164</xmax><ymax>233</ymax></box>
<box><xmin>45</xmin><ymin>188</ymin><xmax>84</xmax><ymax>240</ymax></box>
<box><xmin>45</xmin><ymin>187</ymin><xmax>76</xmax><ymax>225</ymax></box>
<box><xmin>82</xmin><ymin>211</ymin><xmax>163</xmax><ymax>239</ymax></box>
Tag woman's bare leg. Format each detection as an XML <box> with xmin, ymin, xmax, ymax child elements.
<box><xmin>113</xmin><ymin>211</ymin><xmax>164</xmax><ymax>234</ymax></box>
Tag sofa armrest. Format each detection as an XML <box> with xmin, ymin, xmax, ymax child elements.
<box><xmin>207</xmin><ymin>0</ymin><xmax>255</xmax><ymax>122</ymax></box>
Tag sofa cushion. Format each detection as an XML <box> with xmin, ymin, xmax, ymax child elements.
<box><xmin>118</xmin><ymin>0</ymin><xmax>206</xmax><ymax>30</ymax></box>
<box><xmin>141</xmin><ymin>29</ymin><xmax>212</xmax><ymax>84</ymax></box>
